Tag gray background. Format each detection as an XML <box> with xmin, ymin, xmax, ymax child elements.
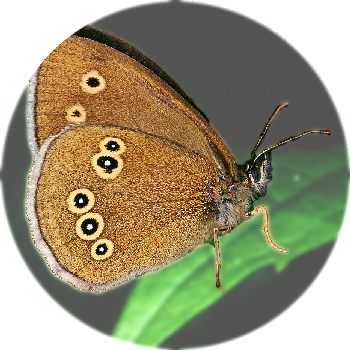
<box><xmin>2</xmin><ymin>1</ymin><xmax>347</xmax><ymax>348</ymax></box>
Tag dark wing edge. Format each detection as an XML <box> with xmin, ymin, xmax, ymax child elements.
<box><xmin>74</xmin><ymin>25</ymin><xmax>209</xmax><ymax>123</ymax></box>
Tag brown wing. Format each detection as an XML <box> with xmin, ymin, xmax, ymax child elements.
<box><xmin>27</xmin><ymin>125</ymin><xmax>221</xmax><ymax>291</ymax></box>
<box><xmin>28</xmin><ymin>26</ymin><xmax>236</xmax><ymax>179</ymax></box>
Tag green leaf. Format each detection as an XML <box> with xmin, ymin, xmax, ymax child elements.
<box><xmin>112</xmin><ymin>145</ymin><xmax>349</xmax><ymax>347</ymax></box>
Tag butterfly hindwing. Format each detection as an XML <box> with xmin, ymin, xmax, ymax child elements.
<box><xmin>27</xmin><ymin>124</ymin><xmax>219</xmax><ymax>291</ymax></box>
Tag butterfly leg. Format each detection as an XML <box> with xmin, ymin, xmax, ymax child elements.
<box><xmin>213</xmin><ymin>228</ymin><xmax>221</xmax><ymax>289</ymax></box>
<box><xmin>246</xmin><ymin>206</ymin><xmax>287</xmax><ymax>253</ymax></box>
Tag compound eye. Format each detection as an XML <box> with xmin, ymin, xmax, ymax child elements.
<box><xmin>251</xmin><ymin>167</ymin><xmax>261</xmax><ymax>183</ymax></box>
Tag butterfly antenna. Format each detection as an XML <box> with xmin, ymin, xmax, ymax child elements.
<box><xmin>250</xmin><ymin>102</ymin><xmax>289</xmax><ymax>162</ymax></box>
<box><xmin>253</xmin><ymin>129</ymin><xmax>332</xmax><ymax>162</ymax></box>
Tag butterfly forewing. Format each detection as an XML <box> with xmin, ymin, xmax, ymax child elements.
<box><xmin>29</xmin><ymin>29</ymin><xmax>236</xmax><ymax>177</ymax></box>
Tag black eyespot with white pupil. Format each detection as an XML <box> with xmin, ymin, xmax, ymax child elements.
<box><xmin>81</xmin><ymin>218</ymin><xmax>99</xmax><ymax>236</ymax></box>
<box><xmin>97</xmin><ymin>156</ymin><xmax>119</xmax><ymax>173</ymax></box>
<box><xmin>68</xmin><ymin>188</ymin><xmax>95</xmax><ymax>214</ymax></box>
<box><xmin>74</xmin><ymin>193</ymin><xmax>89</xmax><ymax>209</ymax></box>
<box><xmin>92</xmin><ymin>139</ymin><xmax>124</xmax><ymax>179</ymax></box>
<box><xmin>91</xmin><ymin>239</ymin><xmax>113</xmax><ymax>260</ymax></box>
<box><xmin>105</xmin><ymin>140</ymin><xmax>120</xmax><ymax>152</ymax></box>
<box><xmin>87</xmin><ymin>77</ymin><xmax>100</xmax><ymax>88</ymax></box>
<box><xmin>76</xmin><ymin>213</ymin><xmax>103</xmax><ymax>240</ymax></box>
<box><xmin>96</xmin><ymin>243</ymin><xmax>108</xmax><ymax>256</ymax></box>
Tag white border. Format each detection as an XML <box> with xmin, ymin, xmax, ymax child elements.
<box><xmin>1</xmin><ymin>1</ymin><xmax>349</xmax><ymax>350</ymax></box>
<box><xmin>27</xmin><ymin>68</ymin><xmax>40</xmax><ymax>154</ymax></box>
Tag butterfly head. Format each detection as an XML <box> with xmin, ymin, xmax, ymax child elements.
<box><xmin>241</xmin><ymin>151</ymin><xmax>272</xmax><ymax>198</ymax></box>
<box><xmin>239</xmin><ymin>102</ymin><xmax>332</xmax><ymax>199</ymax></box>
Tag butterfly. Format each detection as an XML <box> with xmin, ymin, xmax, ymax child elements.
<box><xmin>26</xmin><ymin>26</ymin><xmax>331</xmax><ymax>292</ymax></box>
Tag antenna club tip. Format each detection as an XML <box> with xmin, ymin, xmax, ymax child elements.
<box><xmin>327</xmin><ymin>130</ymin><xmax>332</xmax><ymax>135</ymax></box>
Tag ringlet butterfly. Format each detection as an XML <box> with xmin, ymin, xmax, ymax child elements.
<box><xmin>26</xmin><ymin>26</ymin><xmax>331</xmax><ymax>292</ymax></box>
